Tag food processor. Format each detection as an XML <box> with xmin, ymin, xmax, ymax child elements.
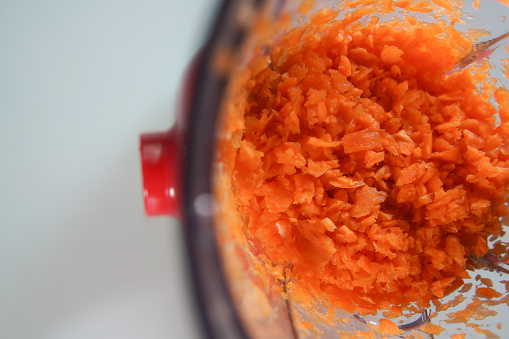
<box><xmin>140</xmin><ymin>0</ymin><xmax>509</xmax><ymax>337</ymax></box>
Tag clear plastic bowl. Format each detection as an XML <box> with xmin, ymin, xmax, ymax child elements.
<box><xmin>141</xmin><ymin>0</ymin><xmax>509</xmax><ymax>337</ymax></box>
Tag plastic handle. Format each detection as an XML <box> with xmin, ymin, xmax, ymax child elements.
<box><xmin>139</xmin><ymin>49</ymin><xmax>202</xmax><ymax>220</ymax></box>
<box><xmin>139</xmin><ymin>127</ymin><xmax>181</xmax><ymax>219</ymax></box>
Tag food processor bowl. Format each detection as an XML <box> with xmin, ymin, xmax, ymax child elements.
<box><xmin>140</xmin><ymin>0</ymin><xmax>509</xmax><ymax>338</ymax></box>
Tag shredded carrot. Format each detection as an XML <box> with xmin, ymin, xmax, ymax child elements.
<box><xmin>475</xmin><ymin>287</ymin><xmax>503</xmax><ymax>299</ymax></box>
<box><xmin>474</xmin><ymin>327</ymin><xmax>499</xmax><ymax>337</ymax></box>
<box><xmin>216</xmin><ymin>4</ymin><xmax>509</xmax><ymax>319</ymax></box>
<box><xmin>378</xmin><ymin>318</ymin><xmax>404</xmax><ymax>336</ymax></box>
<box><xmin>420</xmin><ymin>322</ymin><xmax>445</xmax><ymax>335</ymax></box>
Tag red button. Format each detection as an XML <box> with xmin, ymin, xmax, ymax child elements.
<box><xmin>140</xmin><ymin>127</ymin><xmax>181</xmax><ymax>219</ymax></box>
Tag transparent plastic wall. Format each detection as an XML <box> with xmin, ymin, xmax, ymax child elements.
<box><xmin>212</xmin><ymin>0</ymin><xmax>509</xmax><ymax>337</ymax></box>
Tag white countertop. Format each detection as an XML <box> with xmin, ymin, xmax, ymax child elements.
<box><xmin>0</xmin><ymin>1</ymin><xmax>219</xmax><ymax>338</ymax></box>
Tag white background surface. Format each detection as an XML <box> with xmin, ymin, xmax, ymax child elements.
<box><xmin>0</xmin><ymin>0</ymin><xmax>219</xmax><ymax>338</ymax></box>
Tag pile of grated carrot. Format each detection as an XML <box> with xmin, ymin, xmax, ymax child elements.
<box><xmin>225</xmin><ymin>10</ymin><xmax>509</xmax><ymax>315</ymax></box>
